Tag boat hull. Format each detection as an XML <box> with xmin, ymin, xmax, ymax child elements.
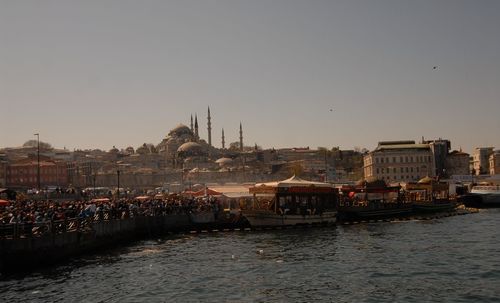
<box><xmin>242</xmin><ymin>210</ymin><xmax>337</xmax><ymax>227</ymax></box>
<box><xmin>412</xmin><ymin>202</ymin><xmax>457</xmax><ymax>213</ymax></box>
<box><xmin>459</xmin><ymin>193</ymin><xmax>500</xmax><ymax>208</ymax></box>
<box><xmin>337</xmin><ymin>205</ymin><xmax>413</xmax><ymax>221</ymax></box>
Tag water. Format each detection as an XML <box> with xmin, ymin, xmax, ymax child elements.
<box><xmin>1</xmin><ymin>210</ymin><xmax>500</xmax><ymax>302</ymax></box>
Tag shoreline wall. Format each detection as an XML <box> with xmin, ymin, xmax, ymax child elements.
<box><xmin>0</xmin><ymin>214</ymin><xmax>192</xmax><ymax>273</ymax></box>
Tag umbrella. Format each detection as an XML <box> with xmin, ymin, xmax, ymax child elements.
<box><xmin>0</xmin><ymin>199</ymin><xmax>10</xmax><ymax>206</ymax></box>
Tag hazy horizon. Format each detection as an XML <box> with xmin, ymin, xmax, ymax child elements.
<box><xmin>1</xmin><ymin>1</ymin><xmax>499</xmax><ymax>154</ymax></box>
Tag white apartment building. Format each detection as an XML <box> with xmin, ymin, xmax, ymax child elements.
<box><xmin>363</xmin><ymin>141</ymin><xmax>435</xmax><ymax>183</ymax></box>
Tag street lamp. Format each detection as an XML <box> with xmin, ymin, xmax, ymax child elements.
<box><xmin>34</xmin><ymin>133</ymin><xmax>40</xmax><ymax>192</ymax></box>
<box><xmin>117</xmin><ymin>169</ymin><xmax>120</xmax><ymax>199</ymax></box>
<box><xmin>324</xmin><ymin>149</ymin><xmax>328</xmax><ymax>182</ymax></box>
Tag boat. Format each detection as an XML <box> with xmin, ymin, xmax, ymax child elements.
<box><xmin>337</xmin><ymin>179</ymin><xmax>413</xmax><ymax>221</ymax></box>
<box><xmin>242</xmin><ymin>175</ymin><xmax>338</xmax><ymax>227</ymax></box>
<box><xmin>459</xmin><ymin>184</ymin><xmax>500</xmax><ymax>208</ymax></box>
<box><xmin>404</xmin><ymin>177</ymin><xmax>457</xmax><ymax>214</ymax></box>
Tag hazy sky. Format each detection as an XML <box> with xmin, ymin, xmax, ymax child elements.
<box><xmin>1</xmin><ymin>0</ymin><xmax>499</xmax><ymax>153</ymax></box>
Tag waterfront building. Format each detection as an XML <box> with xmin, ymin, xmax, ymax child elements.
<box><xmin>0</xmin><ymin>153</ymin><xmax>7</xmax><ymax>187</ymax></box>
<box><xmin>489</xmin><ymin>150</ymin><xmax>500</xmax><ymax>175</ymax></box>
<box><xmin>424</xmin><ymin>139</ymin><xmax>450</xmax><ymax>177</ymax></box>
<box><xmin>363</xmin><ymin>141</ymin><xmax>435</xmax><ymax>183</ymax></box>
<box><xmin>6</xmin><ymin>158</ymin><xmax>69</xmax><ymax>189</ymax></box>
<box><xmin>445</xmin><ymin>150</ymin><xmax>470</xmax><ymax>176</ymax></box>
<box><xmin>473</xmin><ymin>147</ymin><xmax>494</xmax><ymax>175</ymax></box>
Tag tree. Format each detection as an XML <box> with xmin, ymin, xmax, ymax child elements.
<box><xmin>228</xmin><ymin>142</ymin><xmax>241</xmax><ymax>151</ymax></box>
<box><xmin>23</xmin><ymin>140</ymin><xmax>52</xmax><ymax>149</ymax></box>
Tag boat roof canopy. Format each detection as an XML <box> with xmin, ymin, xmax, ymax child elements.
<box><xmin>250</xmin><ymin>175</ymin><xmax>334</xmax><ymax>194</ymax></box>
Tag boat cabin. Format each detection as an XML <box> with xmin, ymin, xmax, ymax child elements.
<box><xmin>404</xmin><ymin>177</ymin><xmax>449</xmax><ymax>202</ymax></box>
<box><xmin>338</xmin><ymin>179</ymin><xmax>403</xmax><ymax>207</ymax></box>
<box><xmin>248</xmin><ymin>175</ymin><xmax>337</xmax><ymax>216</ymax></box>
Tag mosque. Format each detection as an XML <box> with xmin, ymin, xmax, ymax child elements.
<box><xmin>156</xmin><ymin>107</ymin><xmax>245</xmax><ymax>171</ymax></box>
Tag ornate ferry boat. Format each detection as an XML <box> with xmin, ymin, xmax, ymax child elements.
<box><xmin>242</xmin><ymin>176</ymin><xmax>337</xmax><ymax>227</ymax></box>
<box><xmin>404</xmin><ymin>177</ymin><xmax>457</xmax><ymax>213</ymax></box>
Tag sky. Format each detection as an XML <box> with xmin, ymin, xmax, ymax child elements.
<box><xmin>1</xmin><ymin>0</ymin><xmax>499</xmax><ymax>154</ymax></box>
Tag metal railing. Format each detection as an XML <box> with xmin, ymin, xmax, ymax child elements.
<box><xmin>0</xmin><ymin>206</ymin><xmax>195</xmax><ymax>240</ymax></box>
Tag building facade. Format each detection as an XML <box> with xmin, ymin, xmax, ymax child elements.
<box><xmin>473</xmin><ymin>147</ymin><xmax>494</xmax><ymax>175</ymax></box>
<box><xmin>0</xmin><ymin>154</ymin><xmax>7</xmax><ymax>187</ymax></box>
<box><xmin>489</xmin><ymin>150</ymin><xmax>500</xmax><ymax>175</ymax></box>
<box><xmin>363</xmin><ymin>141</ymin><xmax>435</xmax><ymax>183</ymax></box>
<box><xmin>445</xmin><ymin>150</ymin><xmax>470</xmax><ymax>176</ymax></box>
<box><xmin>6</xmin><ymin>159</ymin><xmax>69</xmax><ymax>189</ymax></box>
<box><xmin>426</xmin><ymin>139</ymin><xmax>450</xmax><ymax>177</ymax></box>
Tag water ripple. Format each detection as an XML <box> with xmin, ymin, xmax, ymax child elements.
<box><xmin>2</xmin><ymin>210</ymin><xmax>500</xmax><ymax>302</ymax></box>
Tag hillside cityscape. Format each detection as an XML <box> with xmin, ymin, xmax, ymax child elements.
<box><xmin>1</xmin><ymin>107</ymin><xmax>498</xmax><ymax>194</ymax></box>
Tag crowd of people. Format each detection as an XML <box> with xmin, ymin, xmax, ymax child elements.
<box><xmin>0</xmin><ymin>195</ymin><xmax>224</xmax><ymax>227</ymax></box>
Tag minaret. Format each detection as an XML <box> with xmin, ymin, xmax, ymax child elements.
<box><xmin>190</xmin><ymin>115</ymin><xmax>194</xmax><ymax>133</ymax></box>
<box><xmin>194</xmin><ymin>114</ymin><xmax>199</xmax><ymax>141</ymax></box>
<box><xmin>207</xmin><ymin>106</ymin><xmax>212</xmax><ymax>147</ymax></box>
<box><xmin>221</xmin><ymin>128</ymin><xmax>225</xmax><ymax>149</ymax></box>
<box><xmin>239</xmin><ymin>122</ymin><xmax>243</xmax><ymax>152</ymax></box>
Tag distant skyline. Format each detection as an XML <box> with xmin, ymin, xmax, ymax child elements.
<box><xmin>1</xmin><ymin>1</ymin><xmax>499</xmax><ymax>154</ymax></box>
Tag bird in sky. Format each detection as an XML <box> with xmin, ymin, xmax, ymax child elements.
<box><xmin>433</xmin><ymin>66</ymin><xmax>438</xmax><ymax>70</ymax></box>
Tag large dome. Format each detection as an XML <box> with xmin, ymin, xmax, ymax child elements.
<box><xmin>168</xmin><ymin>124</ymin><xmax>193</xmax><ymax>137</ymax></box>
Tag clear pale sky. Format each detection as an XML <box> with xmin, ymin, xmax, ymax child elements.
<box><xmin>1</xmin><ymin>1</ymin><xmax>499</xmax><ymax>154</ymax></box>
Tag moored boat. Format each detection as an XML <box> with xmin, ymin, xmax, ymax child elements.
<box><xmin>337</xmin><ymin>179</ymin><xmax>413</xmax><ymax>221</ymax></box>
<box><xmin>464</xmin><ymin>184</ymin><xmax>500</xmax><ymax>208</ymax></box>
<box><xmin>459</xmin><ymin>184</ymin><xmax>500</xmax><ymax>208</ymax></box>
<box><xmin>405</xmin><ymin>177</ymin><xmax>457</xmax><ymax>214</ymax></box>
<box><xmin>242</xmin><ymin>175</ymin><xmax>337</xmax><ymax>227</ymax></box>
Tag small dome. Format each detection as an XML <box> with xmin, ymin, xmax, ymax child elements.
<box><xmin>109</xmin><ymin>146</ymin><xmax>119</xmax><ymax>153</ymax></box>
<box><xmin>177</xmin><ymin>142</ymin><xmax>205</xmax><ymax>156</ymax></box>
<box><xmin>418</xmin><ymin>176</ymin><xmax>434</xmax><ymax>184</ymax></box>
<box><xmin>215</xmin><ymin>157</ymin><xmax>234</xmax><ymax>166</ymax></box>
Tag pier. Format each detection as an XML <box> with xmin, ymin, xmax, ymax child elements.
<box><xmin>0</xmin><ymin>204</ymin><xmax>479</xmax><ymax>273</ymax></box>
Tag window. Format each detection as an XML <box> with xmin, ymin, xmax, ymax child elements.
<box><xmin>406</xmin><ymin>167</ymin><xmax>409</xmax><ymax>173</ymax></box>
<box><xmin>400</xmin><ymin>167</ymin><xmax>404</xmax><ymax>173</ymax></box>
<box><xmin>393</xmin><ymin>168</ymin><xmax>396</xmax><ymax>173</ymax></box>
<box><xmin>416</xmin><ymin>167</ymin><xmax>419</xmax><ymax>173</ymax></box>
<box><xmin>405</xmin><ymin>156</ymin><xmax>408</xmax><ymax>162</ymax></box>
<box><xmin>393</xmin><ymin>157</ymin><xmax>396</xmax><ymax>163</ymax></box>
<box><xmin>410</xmin><ymin>167</ymin><xmax>413</xmax><ymax>173</ymax></box>
<box><xmin>376</xmin><ymin>158</ymin><xmax>379</xmax><ymax>164</ymax></box>
<box><xmin>400</xmin><ymin>156</ymin><xmax>403</xmax><ymax>162</ymax></box>
<box><xmin>376</xmin><ymin>168</ymin><xmax>379</xmax><ymax>174</ymax></box>
<box><xmin>382</xmin><ymin>168</ymin><xmax>385</xmax><ymax>174</ymax></box>
<box><xmin>381</xmin><ymin>158</ymin><xmax>384</xmax><ymax>164</ymax></box>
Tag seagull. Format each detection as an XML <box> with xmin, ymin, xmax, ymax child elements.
<box><xmin>329</xmin><ymin>108</ymin><xmax>333</xmax><ymax>112</ymax></box>
<box><xmin>433</xmin><ymin>66</ymin><xmax>438</xmax><ymax>70</ymax></box>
